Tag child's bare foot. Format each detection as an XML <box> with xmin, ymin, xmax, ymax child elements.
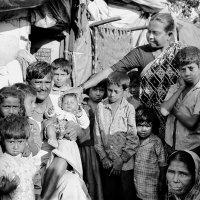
<box><xmin>48</xmin><ymin>138</ymin><xmax>58</xmax><ymax>148</ymax></box>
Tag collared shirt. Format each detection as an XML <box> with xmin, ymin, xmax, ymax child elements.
<box><xmin>165</xmin><ymin>81</ymin><xmax>200</xmax><ymax>150</ymax></box>
<box><xmin>134</xmin><ymin>134</ymin><xmax>166</xmax><ymax>200</ymax></box>
<box><xmin>94</xmin><ymin>97</ymin><xmax>139</xmax><ymax>171</ymax></box>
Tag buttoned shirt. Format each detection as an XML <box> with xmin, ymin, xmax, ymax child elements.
<box><xmin>94</xmin><ymin>97</ymin><xmax>139</xmax><ymax>171</ymax></box>
<box><xmin>165</xmin><ymin>81</ymin><xmax>200</xmax><ymax>150</ymax></box>
<box><xmin>134</xmin><ymin>134</ymin><xmax>166</xmax><ymax>200</ymax></box>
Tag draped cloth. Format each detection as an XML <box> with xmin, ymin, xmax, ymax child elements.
<box><xmin>93</xmin><ymin>25</ymin><xmax>132</xmax><ymax>73</ymax></box>
<box><xmin>140</xmin><ymin>42</ymin><xmax>182</xmax><ymax>140</ymax></box>
<box><xmin>166</xmin><ymin>150</ymin><xmax>200</xmax><ymax>200</ymax></box>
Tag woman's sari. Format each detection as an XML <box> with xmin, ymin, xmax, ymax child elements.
<box><xmin>140</xmin><ymin>42</ymin><xmax>182</xmax><ymax>140</ymax></box>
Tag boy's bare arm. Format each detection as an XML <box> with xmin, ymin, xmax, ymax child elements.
<box><xmin>161</xmin><ymin>87</ymin><xmax>184</xmax><ymax>116</ymax></box>
<box><xmin>173</xmin><ymin>109</ymin><xmax>199</xmax><ymax>130</ymax></box>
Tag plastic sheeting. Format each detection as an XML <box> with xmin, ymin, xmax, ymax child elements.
<box><xmin>88</xmin><ymin>0</ymin><xmax>149</xmax><ymax>47</ymax></box>
<box><xmin>123</xmin><ymin>0</ymin><xmax>168</xmax><ymax>10</ymax></box>
<box><xmin>0</xmin><ymin>0</ymin><xmax>49</xmax><ymax>12</ymax></box>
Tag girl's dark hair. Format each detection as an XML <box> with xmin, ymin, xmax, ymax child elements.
<box><xmin>150</xmin><ymin>13</ymin><xmax>175</xmax><ymax>32</ymax></box>
<box><xmin>12</xmin><ymin>83</ymin><xmax>37</xmax><ymax>97</ymax></box>
<box><xmin>107</xmin><ymin>71</ymin><xmax>130</xmax><ymax>90</ymax></box>
<box><xmin>85</xmin><ymin>78</ymin><xmax>107</xmax><ymax>99</ymax></box>
<box><xmin>167</xmin><ymin>151</ymin><xmax>196</xmax><ymax>187</ymax></box>
<box><xmin>128</xmin><ymin>71</ymin><xmax>141</xmax><ymax>87</ymax></box>
<box><xmin>136</xmin><ymin>105</ymin><xmax>159</xmax><ymax>133</ymax></box>
<box><xmin>174</xmin><ymin>46</ymin><xmax>200</xmax><ymax>68</ymax></box>
<box><xmin>26</xmin><ymin>61</ymin><xmax>53</xmax><ymax>83</ymax></box>
<box><xmin>0</xmin><ymin>115</ymin><xmax>30</xmax><ymax>151</ymax></box>
<box><xmin>51</xmin><ymin>58</ymin><xmax>73</xmax><ymax>74</ymax></box>
<box><xmin>0</xmin><ymin>87</ymin><xmax>25</xmax><ymax>118</ymax></box>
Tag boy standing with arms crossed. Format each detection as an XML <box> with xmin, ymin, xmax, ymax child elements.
<box><xmin>94</xmin><ymin>71</ymin><xmax>139</xmax><ymax>200</ymax></box>
<box><xmin>161</xmin><ymin>46</ymin><xmax>200</xmax><ymax>157</ymax></box>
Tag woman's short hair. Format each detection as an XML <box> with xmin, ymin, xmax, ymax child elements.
<box><xmin>107</xmin><ymin>71</ymin><xmax>130</xmax><ymax>90</ymax></box>
<box><xmin>167</xmin><ymin>151</ymin><xmax>196</xmax><ymax>186</ymax></box>
<box><xmin>26</xmin><ymin>61</ymin><xmax>53</xmax><ymax>83</ymax></box>
<box><xmin>174</xmin><ymin>46</ymin><xmax>200</xmax><ymax>68</ymax></box>
<box><xmin>150</xmin><ymin>13</ymin><xmax>175</xmax><ymax>32</ymax></box>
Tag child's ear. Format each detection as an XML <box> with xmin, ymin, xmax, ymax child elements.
<box><xmin>123</xmin><ymin>88</ymin><xmax>129</xmax><ymax>98</ymax></box>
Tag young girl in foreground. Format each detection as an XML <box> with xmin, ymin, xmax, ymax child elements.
<box><xmin>0</xmin><ymin>115</ymin><xmax>36</xmax><ymax>200</ymax></box>
<box><xmin>134</xmin><ymin>105</ymin><xmax>166</xmax><ymax>200</ymax></box>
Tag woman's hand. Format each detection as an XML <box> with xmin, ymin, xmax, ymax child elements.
<box><xmin>66</xmin><ymin>87</ymin><xmax>83</xmax><ymax>98</ymax></box>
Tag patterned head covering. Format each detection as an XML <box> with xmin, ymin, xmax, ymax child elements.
<box><xmin>166</xmin><ymin>150</ymin><xmax>200</xmax><ymax>200</ymax></box>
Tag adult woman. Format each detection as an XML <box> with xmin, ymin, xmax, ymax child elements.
<box><xmin>70</xmin><ymin>13</ymin><xmax>182</xmax><ymax>139</ymax></box>
<box><xmin>166</xmin><ymin>150</ymin><xmax>200</xmax><ymax>200</ymax></box>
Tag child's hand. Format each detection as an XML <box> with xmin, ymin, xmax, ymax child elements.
<box><xmin>42</xmin><ymin>115</ymin><xmax>57</xmax><ymax>129</ymax></box>
<box><xmin>0</xmin><ymin>175</ymin><xmax>20</xmax><ymax>194</ymax></box>
<box><xmin>74</xmin><ymin>105</ymin><xmax>83</xmax><ymax>118</ymax></box>
<box><xmin>109</xmin><ymin>158</ymin><xmax>123</xmax><ymax>176</ymax></box>
<box><xmin>102</xmin><ymin>157</ymin><xmax>112</xmax><ymax>169</ymax></box>
<box><xmin>22</xmin><ymin>145</ymin><xmax>32</xmax><ymax>157</ymax></box>
<box><xmin>178</xmin><ymin>77</ymin><xmax>185</xmax><ymax>90</ymax></box>
<box><xmin>45</xmin><ymin>107</ymin><xmax>56</xmax><ymax>119</ymax></box>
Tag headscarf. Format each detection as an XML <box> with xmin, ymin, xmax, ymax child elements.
<box><xmin>166</xmin><ymin>150</ymin><xmax>200</xmax><ymax>200</ymax></box>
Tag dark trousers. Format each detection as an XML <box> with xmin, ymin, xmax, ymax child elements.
<box><xmin>101</xmin><ymin>168</ymin><xmax>136</xmax><ymax>200</ymax></box>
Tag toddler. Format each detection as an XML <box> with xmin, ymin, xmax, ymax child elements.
<box><xmin>46</xmin><ymin>92</ymin><xmax>90</xmax><ymax>147</ymax></box>
<box><xmin>134</xmin><ymin>105</ymin><xmax>166</xmax><ymax>200</ymax></box>
<box><xmin>0</xmin><ymin>115</ymin><xmax>37</xmax><ymax>200</ymax></box>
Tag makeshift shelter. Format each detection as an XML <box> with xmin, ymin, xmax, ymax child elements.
<box><xmin>0</xmin><ymin>0</ymin><xmax>92</xmax><ymax>88</ymax></box>
<box><xmin>88</xmin><ymin>0</ymin><xmax>200</xmax><ymax>73</ymax></box>
<box><xmin>0</xmin><ymin>0</ymin><xmax>200</xmax><ymax>89</ymax></box>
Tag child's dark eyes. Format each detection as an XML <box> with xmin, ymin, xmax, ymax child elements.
<box><xmin>2</xmin><ymin>105</ymin><xmax>20</xmax><ymax>109</ymax></box>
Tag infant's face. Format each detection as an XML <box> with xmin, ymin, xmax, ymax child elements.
<box><xmin>61</xmin><ymin>96</ymin><xmax>78</xmax><ymax>113</ymax></box>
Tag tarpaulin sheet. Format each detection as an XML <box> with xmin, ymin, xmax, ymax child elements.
<box><xmin>0</xmin><ymin>0</ymin><xmax>49</xmax><ymax>12</ymax></box>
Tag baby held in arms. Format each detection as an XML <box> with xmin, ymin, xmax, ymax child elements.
<box><xmin>45</xmin><ymin>93</ymin><xmax>90</xmax><ymax>148</ymax></box>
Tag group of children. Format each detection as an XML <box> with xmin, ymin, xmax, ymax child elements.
<box><xmin>0</xmin><ymin>45</ymin><xmax>200</xmax><ymax>200</ymax></box>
